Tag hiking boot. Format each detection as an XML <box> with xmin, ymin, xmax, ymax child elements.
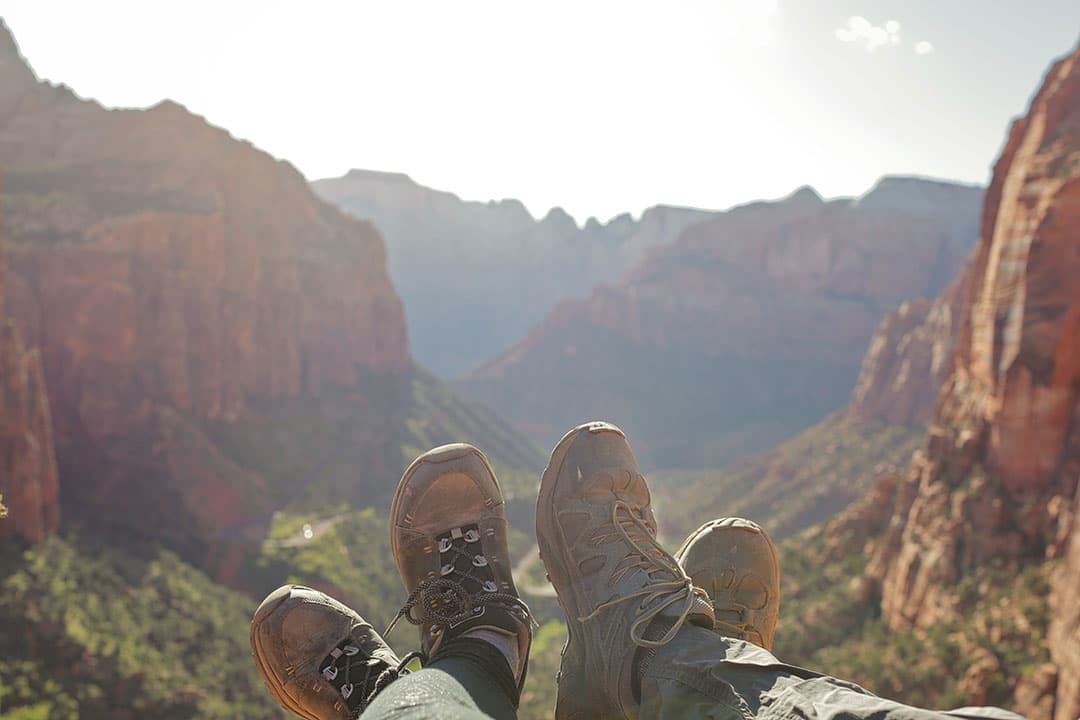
<box><xmin>388</xmin><ymin>443</ymin><xmax>533</xmax><ymax>703</ymax></box>
<box><xmin>536</xmin><ymin>421</ymin><xmax>715</xmax><ymax>718</ymax></box>
<box><xmin>250</xmin><ymin>585</ymin><xmax>416</xmax><ymax>720</ymax></box>
<box><xmin>674</xmin><ymin>517</ymin><xmax>780</xmax><ymax>650</ymax></box>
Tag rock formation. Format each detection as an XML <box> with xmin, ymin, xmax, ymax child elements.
<box><xmin>862</xmin><ymin>43</ymin><xmax>1080</xmax><ymax>720</ymax></box>
<box><xmin>0</xmin><ymin>20</ymin><xmax>408</xmax><ymax>564</ymax></box>
<box><xmin>848</xmin><ymin>270</ymin><xmax>969</xmax><ymax>426</ymax></box>
<box><xmin>0</xmin><ymin>190</ymin><xmax>59</xmax><ymax>544</ymax></box>
<box><xmin>459</xmin><ymin>180</ymin><xmax>983</xmax><ymax>467</ymax></box>
<box><xmin>313</xmin><ymin>169</ymin><xmax>714</xmax><ymax>376</ymax></box>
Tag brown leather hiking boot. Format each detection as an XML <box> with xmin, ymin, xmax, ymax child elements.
<box><xmin>674</xmin><ymin>517</ymin><xmax>781</xmax><ymax>650</ymax></box>
<box><xmin>536</xmin><ymin>421</ymin><xmax>715</xmax><ymax>719</ymax></box>
<box><xmin>388</xmin><ymin>443</ymin><xmax>533</xmax><ymax>701</ymax></box>
<box><xmin>250</xmin><ymin>585</ymin><xmax>416</xmax><ymax>720</ymax></box>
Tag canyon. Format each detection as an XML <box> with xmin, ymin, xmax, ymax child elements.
<box><xmin>459</xmin><ymin>178</ymin><xmax>982</xmax><ymax>468</ymax></box>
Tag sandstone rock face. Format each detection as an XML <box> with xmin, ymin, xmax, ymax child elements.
<box><xmin>0</xmin><ymin>21</ymin><xmax>408</xmax><ymax>560</ymax></box>
<box><xmin>0</xmin><ymin>212</ymin><xmax>59</xmax><ymax>544</ymax></box>
<box><xmin>314</xmin><ymin>169</ymin><xmax>714</xmax><ymax>376</ymax></box>
<box><xmin>459</xmin><ymin>181</ymin><xmax>982</xmax><ymax>467</ymax></box>
<box><xmin>848</xmin><ymin>270</ymin><xmax>969</xmax><ymax>426</ymax></box>
<box><xmin>864</xmin><ymin>44</ymin><xmax>1080</xmax><ymax>720</ymax></box>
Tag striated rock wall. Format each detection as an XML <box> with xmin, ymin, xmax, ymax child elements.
<box><xmin>0</xmin><ymin>36</ymin><xmax>408</xmax><ymax>439</ymax></box>
<box><xmin>848</xmin><ymin>270</ymin><xmax>969</xmax><ymax>426</ymax></box>
<box><xmin>0</xmin><ymin>20</ymin><xmax>408</xmax><ymax>559</ymax></box>
<box><xmin>864</xmin><ymin>43</ymin><xmax>1080</xmax><ymax>720</ymax></box>
<box><xmin>0</xmin><ymin>183</ymin><xmax>59</xmax><ymax>544</ymax></box>
<box><xmin>460</xmin><ymin>181</ymin><xmax>983</xmax><ymax>467</ymax></box>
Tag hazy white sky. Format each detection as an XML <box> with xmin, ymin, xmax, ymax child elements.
<box><xmin>3</xmin><ymin>1</ymin><xmax>1079</xmax><ymax>222</ymax></box>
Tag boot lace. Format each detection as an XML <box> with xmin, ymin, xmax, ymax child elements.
<box><xmin>713</xmin><ymin>605</ymin><xmax>760</xmax><ymax>643</ymax></box>
<box><xmin>578</xmin><ymin>500</ymin><xmax>709</xmax><ymax>648</ymax></box>
<box><xmin>319</xmin><ymin>640</ymin><xmax>425</xmax><ymax>718</ymax></box>
<box><xmin>386</xmin><ymin>524</ymin><xmax>533</xmax><ymax>654</ymax></box>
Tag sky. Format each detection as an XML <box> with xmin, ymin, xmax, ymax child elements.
<box><xmin>3</xmin><ymin>1</ymin><xmax>1079</xmax><ymax>223</ymax></box>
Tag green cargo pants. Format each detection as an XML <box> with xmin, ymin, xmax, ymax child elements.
<box><xmin>362</xmin><ymin>624</ymin><xmax>1025</xmax><ymax>720</ymax></box>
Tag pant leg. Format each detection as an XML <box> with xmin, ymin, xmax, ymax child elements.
<box><xmin>361</xmin><ymin>651</ymin><xmax>517</xmax><ymax>720</ymax></box>
<box><xmin>639</xmin><ymin>624</ymin><xmax>1025</xmax><ymax>720</ymax></box>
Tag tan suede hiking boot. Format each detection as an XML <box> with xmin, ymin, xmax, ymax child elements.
<box><xmin>250</xmin><ymin>585</ymin><xmax>415</xmax><ymax>720</ymax></box>
<box><xmin>674</xmin><ymin>517</ymin><xmax>781</xmax><ymax>651</ymax></box>
<box><xmin>388</xmin><ymin>443</ymin><xmax>533</xmax><ymax>700</ymax></box>
<box><xmin>536</xmin><ymin>421</ymin><xmax>715</xmax><ymax>719</ymax></box>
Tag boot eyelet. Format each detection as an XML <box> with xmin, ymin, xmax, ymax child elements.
<box><xmin>482</xmin><ymin>580</ymin><xmax>498</xmax><ymax>592</ymax></box>
<box><xmin>440</xmin><ymin>563</ymin><xmax>454</xmax><ymax>576</ymax></box>
<box><xmin>472</xmin><ymin>555</ymin><xmax>488</xmax><ymax>567</ymax></box>
<box><xmin>438</xmin><ymin>538</ymin><xmax>452</xmax><ymax>553</ymax></box>
<box><xmin>322</xmin><ymin>665</ymin><xmax>338</xmax><ymax>681</ymax></box>
<box><xmin>464</xmin><ymin>529</ymin><xmax>480</xmax><ymax>543</ymax></box>
<box><xmin>340</xmin><ymin>683</ymin><xmax>354</xmax><ymax>699</ymax></box>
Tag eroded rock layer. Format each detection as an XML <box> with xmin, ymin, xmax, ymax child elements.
<box><xmin>848</xmin><ymin>270</ymin><xmax>969</xmax><ymax>426</ymax></box>
<box><xmin>0</xmin><ymin>20</ymin><xmax>408</xmax><ymax>559</ymax></box>
<box><xmin>460</xmin><ymin>181</ymin><xmax>982</xmax><ymax>467</ymax></box>
<box><xmin>0</xmin><ymin>186</ymin><xmax>59</xmax><ymax>544</ymax></box>
<box><xmin>864</xmin><ymin>44</ymin><xmax>1080</xmax><ymax>720</ymax></box>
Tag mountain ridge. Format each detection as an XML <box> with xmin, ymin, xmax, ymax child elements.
<box><xmin>458</xmin><ymin>176</ymin><xmax>984</xmax><ymax>468</ymax></box>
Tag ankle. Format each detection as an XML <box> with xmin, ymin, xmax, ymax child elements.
<box><xmin>434</xmin><ymin>635</ymin><xmax>524</xmax><ymax>707</ymax></box>
<box><xmin>462</xmin><ymin>627</ymin><xmax>526</xmax><ymax>684</ymax></box>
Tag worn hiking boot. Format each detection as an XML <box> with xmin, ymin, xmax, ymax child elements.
<box><xmin>674</xmin><ymin>517</ymin><xmax>781</xmax><ymax>650</ymax></box>
<box><xmin>536</xmin><ymin>421</ymin><xmax>715</xmax><ymax>718</ymax></box>
<box><xmin>250</xmin><ymin>585</ymin><xmax>415</xmax><ymax>720</ymax></box>
<box><xmin>388</xmin><ymin>443</ymin><xmax>533</xmax><ymax>703</ymax></box>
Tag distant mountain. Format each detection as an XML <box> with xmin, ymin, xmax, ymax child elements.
<box><xmin>458</xmin><ymin>177</ymin><xmax>983</xmax><ymax>468</ymax></box>
<box><xmin>313</xmin><ymin>169</ymin><xmax>715</xmax><ymax>376</ymax></box>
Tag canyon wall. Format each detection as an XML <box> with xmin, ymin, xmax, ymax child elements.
<box><xmin>0</xmin><ymin>191</ymin><xmax>59</xmax><ymax>544</ymax></box>
<box><xmin>0</xmin><ymin>20</ymin><xmax>409</xmax><ymax>564</ymax></box>
<box><xmin>862</xmin><ymin>44</ymin><xmax>1080</xmax><ymax>720</ymax></box>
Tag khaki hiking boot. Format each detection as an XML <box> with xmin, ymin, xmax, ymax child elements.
<box><xmin>536</xmin><ymin>421</ymin><xmax>715</xmax><ymax>719</ymax></box>
<box><xmin>674</xmin><ymin>517</ymin><xmax>781</xmax><ymax>651</ymax></box>
<box><xmin>388</xmin><ymin>443</ymin><xmax>533</xmax><ymax>703</ymax></box>
<box><xmin>250</xmin><ymin>585</ymin><xmax>418</xmax><ymax>720</ymax></box>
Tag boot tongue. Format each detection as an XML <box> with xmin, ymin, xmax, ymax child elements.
<box><xmin>658</xmin><ymin>592</ymin><xmax>715</xmax><ymax>629</ymax></box>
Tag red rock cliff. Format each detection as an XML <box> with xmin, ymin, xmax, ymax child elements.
<box><xmin>0</xmin><ymin>30</ymin><xmax>407</xmax><ymax>441</ymax></box>
<box><xmin>865</xmin><ymin>44</ymin><xmax>1080</xmax><ymax>720</ymax></box>
<box><xmin>0</xmin><ymin>21</ymin><xmax>408</xmax><ymax>563</ymax></box>
<box><xmin>848</xmin><ymin>270</ymin><xmax>969</xmax><ymax>426</ymax></box>
<box><xmin>0</xmin><ymin>187</ymin><xmax>59</xmax><ymax>544</ymax></box>
<box><xmin>460</xmin><ymin>181</ymin><xmax>982</xmax><ymax>467</ymax></box>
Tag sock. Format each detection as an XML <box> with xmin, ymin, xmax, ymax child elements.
<box><xmin>436</xmin><ymin>636</ymin><xmax>521</xmax><ymax>707</ymax></box>
<box><xmin>463</xmin><ymin>627</ymin><xmax>524</xmax><ymax>683</ymax></box>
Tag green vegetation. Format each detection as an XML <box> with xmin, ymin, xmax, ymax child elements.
<box><xmin>651</xmin><ymin>414</ymin><xmax>924</xmax><ymax>543</ymax></box>
<box><xmin>775</xmin><ymin>529</ymin><xmax>1054</xmax><ymax>712</ymax></box>
<box><xmin>0</xmin><ymin>537</ymin><xmax>282</xmax><ymax>720</ymax></box>
<box><xmin>257</xmin><ymin>507</ymin><xmax>404</xmax><ymax>639</ymax></box>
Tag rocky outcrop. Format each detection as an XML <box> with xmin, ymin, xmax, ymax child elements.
<box><xmin>848</xmin><ymin>270</ymin><xmax>969</xmax><ymax>426</ymax></box>
<box><xmin>0</xmin><ymin>322</ymin><xmax>59</xmax><ymax>545</ymax></box>
<box><xmin>313</xmin><ymin>169</ymin><xmax>714</xmax><ymax>376</ymax></box>
<box><xmin>863</xmin><ymin>43</ymin><xmax>1080</xmax><ymax>720</ymax></box>
<box><xmin>0</xmin><ymin>20</ymin><xmax>408</xmax><ymax>560</ymax></box>
<box><xmin>459</xmin><ymin>179</ymin><xmax>983</xmax><ymax>467</ymax></box>
<box><xmin>0</xmin><ymin>223</ymin><xmax>59</xmax><ymax>544</ymax></box>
